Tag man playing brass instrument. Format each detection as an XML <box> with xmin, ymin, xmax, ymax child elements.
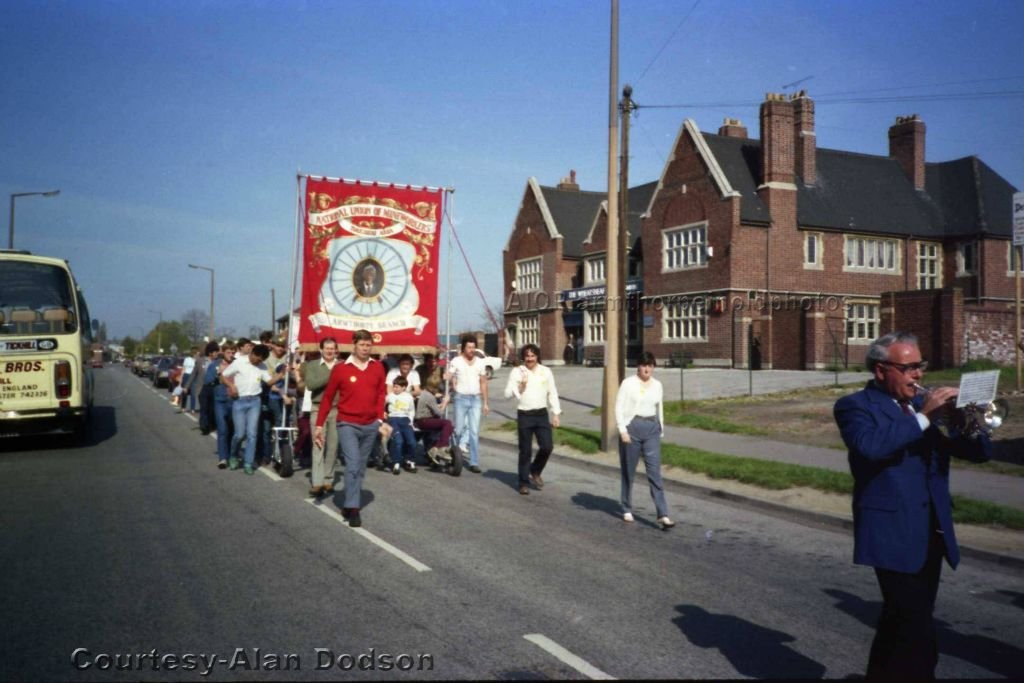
<box><xmin>833</xmin><ymin>331</ymin><xmax>991</xmax><ymax>680</ymax></box>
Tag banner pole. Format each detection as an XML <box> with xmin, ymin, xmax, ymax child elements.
<box><xmin>444</xmin><ymin>189</ymin><xmax>454</xmax><ymax>414</ymax></box>
<box><xmin>279</xmin><ymin>171</ymin><xmax>304</xmax><ymax>427</ymax></box>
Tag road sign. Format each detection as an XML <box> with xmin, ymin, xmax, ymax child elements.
<box><xmin>1014</xmin><ymin>191</ymin><xmax>1024</xmax><ymax>246</ymax></box>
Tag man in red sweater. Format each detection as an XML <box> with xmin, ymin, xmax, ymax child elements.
<box><xmin>314</xmin><ymin>329</ymin><xmax>387</xmax><ymax>528</ymax></box>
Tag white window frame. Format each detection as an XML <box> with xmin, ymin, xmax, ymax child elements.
<box><xmin>1007</xmin><ymin>244</ymin><xmax>1024</xmax><ymax>275</ymax></box>
<box><xmin>956</xmin><ymin>241</ymin><xmax>977</xmax><ymax>276</ymax></box>
<box><xmin>843</xmin><ymin>235</ymin><xmax>899</xmax><ymax>273</ymax></box>
<box><xmin>845</xmin><ymin>301</ymin><xmax>880</xmax><ymax>342</ymax></box>
<box><xmin>803</xmin><ymin>231</ymin><xmax>824</xmax><ymax>270</ymax></box>
<box><xmin>585</xmin><ymin>310</ymin><xmax>606</xmax><ymax>344</ymax></box>
<box><xmin>916</xmin><ymin>241</ymin><xmax>942</xmax><ymax>289</ymax></box>
<box><xmin>662</xmin><ymin>300</ymin><xmax>707</xmax><ymax>342</ymax></box>
<box><xmin>584</xmin><ymin>256</ymin><xmax>606</xmax><ymax>284</ymax></box>
<box><xmin>515</xmin><ymin>257</ymin><xmax>542</xmax><ymax>292</ymax></box>
<box><xmin>518</xmin><ymin>315</ymin><xmax>539</xmax><ymax>347</ymax></box>
<box><xmin>662</xmin><ymin>222</ymin><xmax>708</xmax><ymax>272</ymax></box>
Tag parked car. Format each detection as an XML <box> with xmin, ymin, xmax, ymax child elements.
<box><xmin>443</xmin><ymin>349</ymin><xmax>501</xmax><ymax>379</ymax></box>
<box><xmin>168</xmin><ymin>362</ymin><xmax>185</xmax><ymax>392</ymax></box>
<box><xmin>151</xmin><ymin>356</ymin><xmax>177</xmax><ymax>388</ymax></box>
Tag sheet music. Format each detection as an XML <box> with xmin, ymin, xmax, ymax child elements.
<box><xmin>956</xmin><ymin>370</ymin><xmax>1000</xmax><ymax>408</ymax></box>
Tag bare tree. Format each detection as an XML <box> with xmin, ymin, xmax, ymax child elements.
<box><xmin>181</xmin><ymin>309</ymin><xmax>211</xmax><ymax>344</ymax></box>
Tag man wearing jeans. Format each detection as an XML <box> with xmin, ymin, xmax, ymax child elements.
<box><xmin>446</xmin><ymin>333</ymin><xmax>489</xmax><ymax>473</ymax></box>
<box><xmin>222</xmin><ymin>344</ymin><xmax>279</xmax><ymax>475</ymax></box>
<box><xmin>503</xmin><ymin>343</ymin><xmax>561</xmax><ymax>495</ymax></box>
<box><xmin>314</xmin><ymin>329</ymin><xmax>387</xmax><ymax>528</ymax></box>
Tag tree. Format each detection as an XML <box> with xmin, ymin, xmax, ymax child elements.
<box><xmin>181</xmin><ymin>309</ymin><xmax>211</xmax><ymax>344</ymax></box>
<box><xmin>248</xmin><ymin>325</ymin><xmax>263</xmax><ymax>340</ymax></box>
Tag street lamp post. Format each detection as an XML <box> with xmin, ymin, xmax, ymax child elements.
<box><xmin>188</xmin><ymin>264</ymin><xmax>215</xmax><ymax>340</ymax></box>
<box><xmin>9</xmin><ymin>190</ymin><xmax>61</xmax><ymax>249</ymax></box>
<box><xmin>148</xmin><ymin>309</ymin><xmax>163</xmax><ymax>353</ymax></box>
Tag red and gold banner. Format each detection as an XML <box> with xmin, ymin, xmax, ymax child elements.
<box><xmin>299</xmin><ymin>177</ymin><xmax>443</xmax><ymax>352</ymax></box>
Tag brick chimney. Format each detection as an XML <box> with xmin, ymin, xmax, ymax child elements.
<box><xmin>889</xmin><ymin>115</ymin><xmax>926</xmax><ymax>190</ymax></box>
<box><xmin>557</xmin><ymin>169</ymin><xmax>580</xmax><ymax>192</ymax></box>
<box><xmin>791</xmin><ymin>90</ymin><xmax>816</xmax><ymax>185</ymax></box>
<box><xmin>718</xmin><ymin>117</ymin><xmax>748</xmax><ymax>139</ymax></box>
<box><xmin>759</xmin><ymin>93</ymin><xmax>795</xmax><ymax>187</ymax></box>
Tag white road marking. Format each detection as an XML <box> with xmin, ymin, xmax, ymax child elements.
<box><xmin>305</xmin><ymin>499</ymin><xmax>431</xmax><ymax>573</ymax></box>
<box><xmin>523</xmin><ymin>634</ymin><xmax>615</xmax><ymax>680</ymax></box>
<box><xmin>259</xmin><ymin>466</ymin><xmax>283</xmax><ymax>481</ymax></box>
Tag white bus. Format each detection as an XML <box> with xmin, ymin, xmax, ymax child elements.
<box><xmin>0</xmin><ymin>250</ymin><xmax>95</xmax><ymax>439</ymax></box>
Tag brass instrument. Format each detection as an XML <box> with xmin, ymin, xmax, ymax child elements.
<box><xmin>911</xmin><ymin>383</ymin><xmax>1009</xmax><ymax>439</ymax></box>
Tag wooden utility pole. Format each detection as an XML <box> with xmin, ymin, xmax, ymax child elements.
<box><xmin>601</xmin><ymin>0</ymin><xmax>621</xmax><ymax>452</ymax></box>
<box><xmin>618</xmin><ymin>84</ymin><xmax>634</xmax><ymax>387</ymax></box>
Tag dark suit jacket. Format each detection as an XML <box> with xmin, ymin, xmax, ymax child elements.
<box><xmin>834</xmin><ymin>381</ymin><xmax>991</xmax><ymax>573</ymax></box>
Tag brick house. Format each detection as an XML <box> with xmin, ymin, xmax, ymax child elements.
<box><xmin>504</xmin><ymin>92</ymin><xmax>1021</xmax><ymax>369</ymax></box>
<box><xmin>503</xmin><ymin>172</ymin><xmax>605</xmax><ymax>364</ymax></box>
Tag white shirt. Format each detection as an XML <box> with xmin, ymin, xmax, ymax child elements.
<box><xmin>503</xmin><ymin>364</ymin><xmax>561</xmax><ymax>414</ymax></box>
<box><xmin>386</xmin><ymin>368</ymin><xmax>421</xmax><ymax>389</ymax></box>
<box><xmin>182</xmin><ymin>356</ymin><xmax>196</xmax><ymax>374</ymax></box>
<box><xmin>222</xmin><ymin>359</ymin><xmax>272</xmax><ymax>398</ymax></box>
<box><xmin>448</xmin><ymin>355</ymin><xmax>486</xmax><ymax>395</ymax></box>
<box><xmin>614</xmin><ymin>374</ymin><xmax>664</xmax><ymax>436</ymax></box>
<box><xmin>385</xmin><ymin>390</ymin><xmax>416</xmax><ymax>420</ymax></box>
<box><xmin>893</xmin><ymin>397</ymin><xmax>930</xmax><ymax>432</ymax></box>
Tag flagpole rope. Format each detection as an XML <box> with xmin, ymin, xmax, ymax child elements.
<box><xmin>443</xmin><ymin>199</ymin><xmax>501</xmax><ymax>336</ymax></box>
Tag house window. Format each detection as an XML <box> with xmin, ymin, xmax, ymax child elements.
<box><xmin>518</xmin><ymin>315</ymin><xmax>538</xmax><ymax>347</ymax></box>
<box><xmin>804</xmin><ymin>232</ymin><xmax>823</xmax><ymax>269</ymax></box>
<box><xmin>663</xmin><ymin>223</ymin><xmax>707</xmax><ymax>271</ymax></box>
<box><xmin>628</xmin><ymin>258</ymin><xmax>641</xmax><ymax>278</ymax></box>
<box><xmin>845</xmin><ymin>302</ymin><xmax>880</xmax><ymax>341</ymax></box>
<box><xmin>515</xmin><ymin>257</ymin><xmax>542</xmax><ymax>292</ymax></box>
<box><xmin>663</xmin><ymin>301</ymin><xmax>706</xmax><ymax>341</ymax></box>
<box><xmin>585</xmin><ymin>256</ymin><xmax>606</xmax><ymax>284</ymax></box>
<box><xmin>917</xmin><ymin>242</ymin><xmax>941</xmax><ymax>289</ymax></box>
<box><xmin>585</xmin><ymin>310</ymin><xmax>606</xmax><ymax>344</ymax></box>
<box><xmin>1009</xmin><ymin>244</ymin><xmax>1024</xmax><ymax>275</ymax></box>
<box><xmin>843</xmin><ymin>236</ymin><xmax>898</xmax><ymax>272</ymax></box>
<box><xmin>956</xmin><ymin>241</ymin><xmax>977</xmax><ymax>276</ymax></box>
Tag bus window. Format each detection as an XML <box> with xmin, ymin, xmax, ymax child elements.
<box><xmin>0</xmin><ymin>260</ymin><xmax>77</xmax><ymax>336</ymax></box>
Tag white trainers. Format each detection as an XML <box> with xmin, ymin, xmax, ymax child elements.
<box><xmin>391</xmin><ymin>463</ymin><xmax>401</xmax><ymax>475</ymax></box>
<box><xmin>623</xmin><ymin>512</ymin><xmax>635</xmax><ymax>523</ymax></box>
<box><xmin>658</xmin><ymin>516</ymin><xmax>676</xmax><ymax>529</ymax></box>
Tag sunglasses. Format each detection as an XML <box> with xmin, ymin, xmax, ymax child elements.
<box><xmin>881</xmin><ymin>360</ymin><xmax>928</xmax><ymax>373</ymax></box>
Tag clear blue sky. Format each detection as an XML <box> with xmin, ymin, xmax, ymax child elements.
<box><xmin>3</xmin><ymin>0</ymin><xmax>1022</xmax><ymax>342</ymax></box>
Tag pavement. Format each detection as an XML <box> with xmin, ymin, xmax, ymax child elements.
<box><xmin>481</xmin><ymin>366</ymin><xmax>1024</xmax><ymax>570</ymax></box>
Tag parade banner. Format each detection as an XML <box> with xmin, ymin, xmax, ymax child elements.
<box><xmin>298</xmin><ymin>177</ymin><xmax>442</xmax><ymax>351</ymax></box>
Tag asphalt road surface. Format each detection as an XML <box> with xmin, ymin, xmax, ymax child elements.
<box><xmin>2</xmin><ymin>366</ymin><xmax>1022</xmax><ymax>680</ymax></box>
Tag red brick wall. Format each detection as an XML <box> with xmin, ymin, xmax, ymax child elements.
<box><xmin>880</xmin><ymin>289</ymin><xmax>962</xmax><ymax>369</ymax></box>
<box><xmin>964</xmin><ymin>303</ymin><xmax>1021</xmax><ymax>364</ymax></box>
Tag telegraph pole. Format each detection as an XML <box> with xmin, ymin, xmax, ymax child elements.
<box><xmin>601</xmin><ymin>0</ymin><xmax>621</xmax><ymax>452</ymax></box>
<box><xmin>618</xmin><ymin>84</ymin><xmax>635</xmax><ymax>387</ymax></box>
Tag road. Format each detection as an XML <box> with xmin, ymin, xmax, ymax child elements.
<box><xmin>1</xmin><ymin>366</ymin><xmax>1022</xmax><ymax>680</ymax></box>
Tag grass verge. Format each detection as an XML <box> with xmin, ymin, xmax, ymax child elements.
<box><xmin>495</xmin><ymin>421</ymin><xmax>1024</xmax><ymax>529</ymax></box>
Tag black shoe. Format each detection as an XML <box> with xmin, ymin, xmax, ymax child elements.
<box><xmin>468</xmin><ymin>465</ymin><xmax>482</xmax><ymax>474</ymax></box>
<box><xmin>348</xmin><ymin>511</ymin><xmax>362</xmax><ymax>528</ymax></box>
<box><xmin>341</xmin><ymin>507</ymin><xmax>351</xmax><ymax>519</ymax></box>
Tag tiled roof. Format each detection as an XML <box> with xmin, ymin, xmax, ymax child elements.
<box><xmin>701</xmin><ymin>132</ymin><xmax>1019</xmax><ymax>238</ymax></box>
<box><xmin>537</xmin><ymin>185</ymin><xmax>606</xmax><ymax>258</ymax></box>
